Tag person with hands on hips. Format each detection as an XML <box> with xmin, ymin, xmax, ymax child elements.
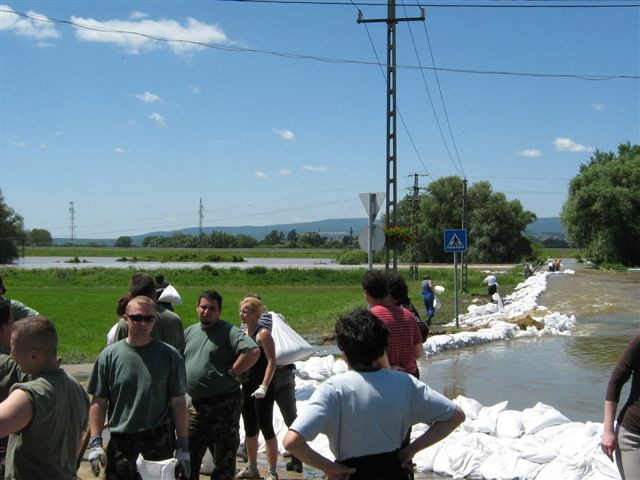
<box><xmin>284</xmin><ymin>308</ymin><xmax>464</xmax><ymax>480</ymax></box>
<box><xmin>601</xmin><ymin>334</ymin><xmax>640</xmax><ymax>479</ymax></box>
<box><xmin>236</xmin><ymin>297</ymin><xmax>279</xmax><ymax>480</ymax></box>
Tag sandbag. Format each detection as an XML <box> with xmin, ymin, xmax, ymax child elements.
<box><xmin>434</xmin><ymin>285</ymin><xmax>445</xmax><ymax>295</ymax></box>
<box><xmin>496</xmin><ymin>410</ymin><xmax>524</xmax><ymax>439</ymax></box>
<box><xmin>271</xmin><ymin>312</ymin><xmax>315</xmax><ymax>365</ymax></box>
<box><xmin>136</xmin><ymin>454</ymin><xmax>178</xmax><ymax>480</ymax></box>
<box><xmin>434</xmin><ymin>296</ymin><xmax>442</xmax><ymax>310</ymax></box>
<box><xmin>158</xmin><ymin>284</ymin><xmax>183</xmax><ymax>305</ymax></box>
<box><xmin>522</xmin><ymin>402</ymin><xmax>570</xmax><ymax>435</ymax></box>
<box><xmin>106</xmin><ymin>322</ymin><xmax>119</xmax><ymax>345</ymax></box>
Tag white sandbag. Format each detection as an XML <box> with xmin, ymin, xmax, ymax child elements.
<box><xmin>136</xmin><ymin>454</ymin><xmax>178</xmax><ymax>480</ymax></box>
<box><xmin>201</xmin><ymin>449</ymin><xmax>214</xmax><ymax>475</ymax></box>
<box><xmin>478</xmin><ymin>451</ymin><xmax>542</xmax><ymax>480</ymax></box>
<box><xmin>454</xmin><ymin>395</ymin><xmax>484</xmax><ymax>420</ymax></box>
<box><xmin>158</xmin><ymin>284</ymin><xmax>182</xmax><ymax>305</ymax></box>
<box><xmin>271</xmin><ymin>312</ymin><xmax>315</xmax><ymax>365</ymax></box>
<box><xmin>522</xmin><ymin>402</ymin><xmax>570</xmax><ymax>435</ymax></box>
<box><xmin>496</xmin><ymin>410</ymin><xmax>524</xmax><ymax>439</ymax></box>
<box><xmin>106</xmin><ymin>322</ymin><xmax>119</xmax><ymax>345</ymax></box>
<box><xmin>434</xmin><ymin>296</ymin><xmax>442</xmax><ymax>310</ymax></box>
<box><xmin>434</xmin><ymin>285</ymin><xmax>445</xmax><ymax>295</ymax></box>
<box><xmin>474</xmin><ymin>401</ymin><xmax>508</xmax><ymax>434</ymax></box>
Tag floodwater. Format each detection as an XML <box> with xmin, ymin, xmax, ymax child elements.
<box><xmin>419</xmin><ymin>262</ymin><xmax>640</xmax><ymax>424</ymax></box>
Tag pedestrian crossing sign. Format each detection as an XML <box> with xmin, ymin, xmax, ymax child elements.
<box><xmin>444</xmin><ymin>229</ymin><xmax>467</xmax><ymax>252</ymax></box>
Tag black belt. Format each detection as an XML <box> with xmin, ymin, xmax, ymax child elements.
<box><xmin>110</xmin><ymin>423</ymin><xmax>171</xmax><ymax>441</ymax></box>
<box><xmin>276</xmin><ymin>364</ymin><xmax>295</xmax><ymax>370</ymax></box>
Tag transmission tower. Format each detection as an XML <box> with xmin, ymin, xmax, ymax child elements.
<box><xmin>68</xmin><ymin>201</ymin><xmax>76</xmax><ymax>242</ymax></box>
<box><xmin>198</xmin><ymin>197</ymin><xmax>204</xmax><ymax>254</ymax></box>
<box><xmin>409</xmin><ymin>173</ymin><xmax>426</xmax><ymax>280</ymax></box>
<box><xmin>358</xmin><ymin>2</ymin><xmax>424</xmax><ymax>271</ymax></box>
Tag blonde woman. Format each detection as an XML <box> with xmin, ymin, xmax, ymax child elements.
<box><xmin>236</xmin><ymin>297</ymin><xmax>279</xmax><ymax>480</ymax></box>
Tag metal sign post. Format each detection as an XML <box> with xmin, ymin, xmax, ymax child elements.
<box><xmin>444</xmin><ymin>229</ymin><xmax>467</xmax><ymax>329</ymax></box>
<box><xmin>359</xmin><ymin>193</ymin><xmax>386</xmax><ymax>270</ymax></box>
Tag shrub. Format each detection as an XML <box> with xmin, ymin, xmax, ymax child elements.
<box><xmin>336</xmin><ymin>250</ymin><xmax>367</xmax><ymax>265</ymax></box>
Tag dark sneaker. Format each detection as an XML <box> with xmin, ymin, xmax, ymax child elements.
<box><xmin>286</xmin><ymin>456</ymin><xmax>303</xmax><ymax>473</ymax></box>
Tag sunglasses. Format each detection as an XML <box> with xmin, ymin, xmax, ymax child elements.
<box><xmin>127</xmin><ymin>314</ymin><xmax>155</xmax><ymax>323</ymax></box>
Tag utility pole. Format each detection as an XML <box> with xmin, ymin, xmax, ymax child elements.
<box><xmin>461</xmin><ymin>178</ymin><xmax>469</xmax><ymax>293</ymax></box>
<box><xmin>409</xmin><ymin>172</ymin><xmax>423</xmax><ymax>280</ymax></box>
<box><xmin>68</xmin><ymin>201</ymin><xmax>76</xmax><ymax>243</ymax></box>
<box><xmin>198</xmin><ymin>197</ymin><xmax>204</xmax><ymax>255</ymax></box>
<box><xmin>358</xmin><ymin>3</ymin><xmax>424</xmax><ymax>272</ymax></box>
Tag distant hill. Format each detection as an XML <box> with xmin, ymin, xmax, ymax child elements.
<box><xmin>53</xmin><ymin>216</ymin><xmax>565</xmax><ymax>245</ymax></box>
<box><xmin>525</xmin><ymin>217</ymin><xmax>565</xmax><ymax>238</ymax></box>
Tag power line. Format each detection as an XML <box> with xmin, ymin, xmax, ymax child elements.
<box><xmin>206</xmin><ymin>0</ymin><xmax>640</xmax><ymax>7</ymax></box>
<box><xmin>2</xmin><ymin>9</ymin><xmax>637</xmax><ymax>81</ymax></box>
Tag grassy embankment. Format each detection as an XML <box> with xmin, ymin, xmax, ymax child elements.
<box><xmin>1</xmin><ymin>266</ymin><xmax>524</xmax><ymax>363</ymax></box>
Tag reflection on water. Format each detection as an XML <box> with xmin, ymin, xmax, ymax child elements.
<box><xmin>419</xmin><ymin>265</ymin><xmax>640</xmax><ymax>424</ymax></box>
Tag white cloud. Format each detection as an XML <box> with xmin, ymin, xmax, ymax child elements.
<box><xmin>9</xmin><ymin>139</ymin><xmax>26</xmax><ymax>147</ymax></box>
<box><xmin>70</xmin><ymin>14</ymin><xmax>229</xmax><ymax>56</ymax></box>
<box><xmin>189</xmin><ymin>85</ymin><xmax>200</xmax><ymax>94</ymax></box>
<box><xmin>255</xmin><ymin>171</ymin><xmax>268</xmax><ymax>179</ymax></box>
<box><xmin>148</xmin><ymin>112</ymin><xmax>165</xmax><ymax>126</ymax></box>
<box><xmin>113</xmin><ymin>147</ymin><xmax>127</xmax><ymax>153</ymax></box>
<box><xmin>302</xmin><ymin>165</ymin><xmax>327</xmax><ymax>172</ymax></box>
<box><xmin>516</xmin><ymin>149</ymin><xmax>542</xmax><ymax>158</ymax></box>
<box><xmin>135</xmin><ymin>91</ymin><xmax>161</xmax><ymax>103</ymax></box>
<box><xmin>553</xmin><ymin>137</ymin><xmax>595</xmax><ymax>153</ymax></box>
<box><xmin>40</xmin><ymin>143</ymin><xmax>46</xmax><ymax>149</ymax></box>
<box><xmin>273</xmin><ymin>128</ymin><xmax>296</xmax><ymax>141</ymax></box>
<box><xmin>278</xmin><ymin>169</ymin><xmax>293</xmax><ymax>176</ymax></box>
<box><xmin>0</xmin><ymin>5</ymin><xmax>61</xmax><ymax>41</ymax></box>
<box><xmin>129</xmin><ymin>11</ymin><xmax>148</xmax><ymax>20</ymax></box>
<box><xmin>591</xmin><ymin>103</ymin><xmax>605</xmax><ymax>111</ymax></box>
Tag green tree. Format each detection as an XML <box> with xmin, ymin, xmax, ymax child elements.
<box><xmin>27</xmin><ymin>228</ymin><xmax>53</xmax><ymax>246</ymax></box>
<box><xmin>395</xmin><ymin>176</ymin><xmax>535</xmax><ymax>263</ymax></box>
<box><xmin>0</xmin><ymin>194</ymin><xmax>25</xmax><ymax>264</ymax></box>
<box><xmin>263</xmin><ymin>230</ymin><xmax>285</xmax><ymax>245</ymax></box>
<box><xmin>286</xmin><ymin>229</ymin><xmax>299</xmax><ymax>243</ymax></box>
<box><xmin>298</xmin><ymin>232</ymin><xmax>325</xmax><ymax>247</ymax></box>
<box><xmin>114</xmin><ymin>236</ymin><xmax>133</xmax><ymax>247</ymax></box>
<box><xmin>561</xmin><ymin>142</ymin><xmax>640</xmax><ymax>266</ymax></box>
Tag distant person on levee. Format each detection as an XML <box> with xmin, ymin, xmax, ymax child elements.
<box><xmin>114</xmin><ymin>272</ymin><xmax>184</xmax><ymax>350</ymax></box>
<box><xmin>283</xmin><ymin>308</ymin><xmax>465</xmax><ymax>480</ymax></box>
<box><xmin>0</xmin><ymin>316</ymin><xmax>89</xmax><ymax>480</ymax></box>
<box><xmin>482</xmin><ymin>274</ymin><xmax>498</xmax><ymax>300</ymax></box>
<box><xmin>87</xmin><ymin>295</ymin><xmax>189</xmax><ymax>479</ymax></box>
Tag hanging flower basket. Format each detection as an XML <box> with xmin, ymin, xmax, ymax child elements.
<box><xmin>383</xmin><ymin>225</ymin><xmax>415</xmax><ymax>247</ymax></box>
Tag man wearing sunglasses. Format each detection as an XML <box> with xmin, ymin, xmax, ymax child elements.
<box><xmin>86</xmin><ymin>295</ymin><xmax>189</xmax><ymax>479</ymax></box>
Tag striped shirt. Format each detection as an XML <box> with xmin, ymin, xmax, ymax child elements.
<box><xmin>370</xmin><ymin>305</ymin><xmax>421</xmax><ymax>375</ymax></box>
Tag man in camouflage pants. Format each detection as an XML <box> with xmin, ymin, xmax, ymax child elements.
<box><xmin>183</xmin><ymin>290</ymin><xmax>260</xmax><ymax>480</ymax></box>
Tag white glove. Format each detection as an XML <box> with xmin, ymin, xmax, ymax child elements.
<box><xmin>251</xmin><ymin>385</ymin><xmax>268</xmax><ymax>399</ymax></box>
<box><xmin>88</xmin><ymin>436</ymin><xmax>106</xmax><ymax>477</ymax></box>
<box><xmin>175</xmin><ymin>437</ymin><xmax>191</xmax><ymax>479</ymax></box>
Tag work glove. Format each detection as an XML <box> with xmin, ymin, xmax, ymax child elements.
<box><xmin>251</xmin><ymin>385</ymin><xmax>268</xmax><ymax>399</ymax></box>
<box><xmin>175</xmin><ymin>437</ymin><xmax>191</xmax><ymax>479</ymax></box>
<box><xmin>88</xmin><ymin>436</ymin><xmax>106</xmax><ymax>477</ymax></box>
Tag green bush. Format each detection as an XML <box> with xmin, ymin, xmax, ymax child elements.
<box><xmin>247</xmin><ymin>266</ymin><xmax>268</xmax><ymax>275</ymax></box>
<box><xmin>336</xmin><ymin>250</ymin><xmax>367</xmax><ymax>265</ymax></box>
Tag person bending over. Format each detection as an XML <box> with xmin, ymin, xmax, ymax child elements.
<box><xmin>283</xmin><ymin>308</ymin><xmax>465</xmax><ymax>480</ymax></box>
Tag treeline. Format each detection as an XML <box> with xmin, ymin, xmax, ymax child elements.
<box><xmin>141</xmin><ymin>229</ymin><xmax>359</xmax><ymax>249</ymax></box>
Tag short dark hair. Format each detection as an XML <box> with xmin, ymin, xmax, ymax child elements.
<box><xmin>13</xmin><ymin>316</ymin><xmax>58</xmax><ymax>357</ymax></box>
<box><xmin>155</xmin><ymin>274</ymin><xmax>165</xmax><ymax>284</ymax></box>
<box><xmin>361</xmin><ymin>270</ymin><xmax>388</xmax><ymax>300</ymax></box>
<box><xmin>335</xmin><ymin>308</ymin><xmax>388</xmax><ymax>366</ymax></box>
<box><xmin>129</xmin><ymin>272</ymin><xmax>155</xmax><ymax>298</ymax></box>
<box><xmin>387</xmin><ymin>271</ymin><xmax>409</xmax><ymax>303</ymax></box>
<box><xmin>198</xmin><ymin>290</ymin><xmax>223</xmax><ymax>309</ymax></box>
<box><xmin>0</xmin><ymin>300</ymin><xmax>11</xmax><ymax>326</ymax></box>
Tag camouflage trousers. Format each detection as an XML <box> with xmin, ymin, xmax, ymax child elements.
<box><xmin>188</xmin><ymin>390</ymin><xmax>243</xmax><ymax>480</ymax></box>
<box><xmin>105</xmin><ymin>423</ymin><xmax>175</xmax><ymax>480</ymax></box>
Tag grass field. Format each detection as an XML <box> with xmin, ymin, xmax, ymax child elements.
<box><xmin>541</xmin><ymin>248</ymin><xmax>583</xmax><ymax>259</ymax></box>
<box><xmin>1</xmin><ymin>266</ymin><xmax>525</xmax><ymax>363</ymax></box>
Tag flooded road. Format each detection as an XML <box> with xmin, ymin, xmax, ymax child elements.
<box><xmin>419</xmin><ymin>263</ymin><xmax>640</xmax><ymax>424</ymax></box>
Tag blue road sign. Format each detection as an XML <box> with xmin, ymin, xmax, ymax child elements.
<box><xmin>444</xmin><ymin>229</ymin><xmax>467</xmax><ymax>252</ymax></box>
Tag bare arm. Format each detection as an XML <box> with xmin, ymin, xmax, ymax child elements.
<box><xmin>257</xmin><ymin>329</ymin><xmax>276</xmax><ymax>388</ymax></box>
<box><xmin>0</xmin><ymin>389</ymin><xmax>33</xmax><ymax>437</ymax></box>
<box><xmin>414</xmin><ymin>342</ymin><xmax>424</xmax><ymax>360</ymax></box>
<box><xmin>229</xmin><ymin>347</ymin><xmax>260</xmax><ymax>376</ymax></box>
<box><xmin>399</xmin><ymin>406</ymin><xmax>465</xmax><ymax>466</ymax></box>
<box><xmin>89</xmin><ymin>397</ymin><xmax>108</xmax><ymax>438</ymax></box>
<box><xmin>283</xmin><ymin>430</ymin><xmax>356</xmax><ymax>480</ymax></box>
<box><xmin>169</xmin><ymin>395</ymin><xmax>189</xmax><ymax>439</ymax></box>
<box><xmin>601</xmin><ymin>400</ymin><xmax>618</xmax><ymax>460</ymax></box>
<box><xmin>374</xmin><ymin>351</ymin><xmax>391</xmax><ymax>370</ymax></box>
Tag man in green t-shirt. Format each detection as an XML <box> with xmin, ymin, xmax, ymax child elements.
<box><xmin>0</xmin><ymin>316</ymin><xmax>89</xmax><ymax>480</ymax></box>
<box><xmin>183</xmin><ymin>290</ymin><xmax>260</xmax><ymax>480</ymax></box>
<box><xmin>87</xmin><ymin>295</ymin><xmax>190</xmax><ymax>480</ymax></box>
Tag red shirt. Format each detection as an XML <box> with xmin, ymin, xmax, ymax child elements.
<box><xmin>370</xmin><ymin>304</ymin><xmax>421</xmax><ymax>375</ymax></box>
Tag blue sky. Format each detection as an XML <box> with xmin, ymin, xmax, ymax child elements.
<box><xmin>1</xmin><ymin>1</ymin><xmax>638</xmax><ymax>238</ymax></box>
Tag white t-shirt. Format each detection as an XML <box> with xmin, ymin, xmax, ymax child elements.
<box><xmin>290</xmin><ymin>369</ymin><xmax>456</xmax><ymax>460</ymax></box>
<box><xmin>483</xmin><ymin>275</ymin><xmax>497</xmax><ymax>286</ymax></box>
